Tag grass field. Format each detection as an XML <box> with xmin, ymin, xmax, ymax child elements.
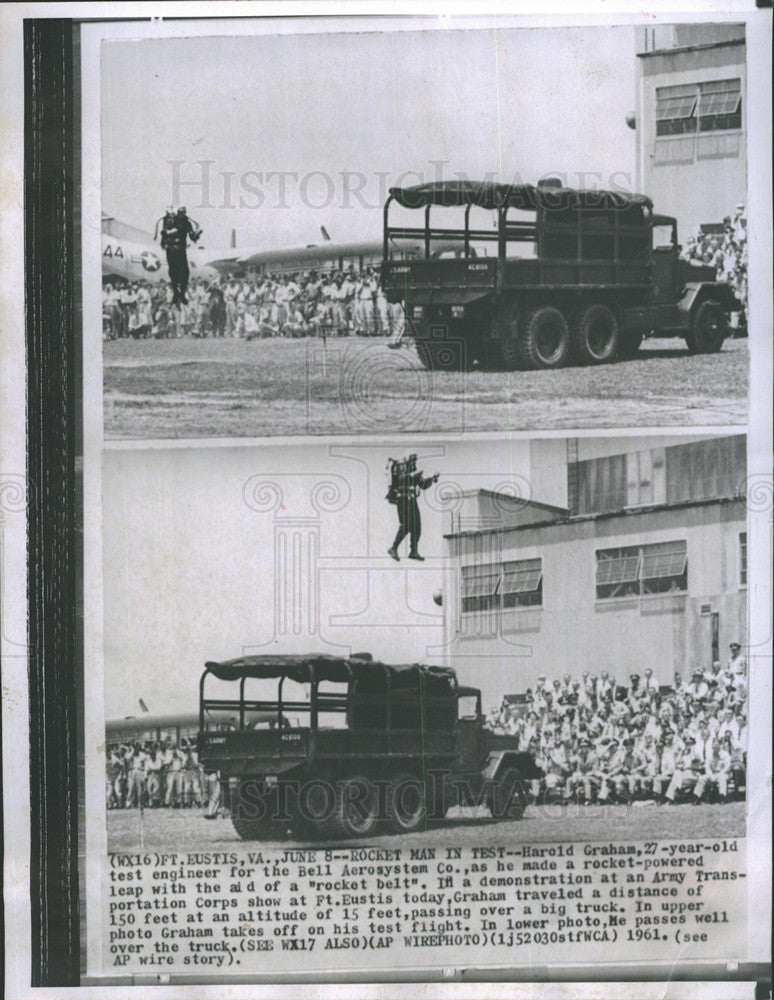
<box><xmin>103</xmin><ymin>335</ymin><xmax>748</xmax><ymax>439</ymax></box>
<box><xmin>107</xmin><ymin>801</ymin><xmax>745</xmax><ymax>853</ymax></box>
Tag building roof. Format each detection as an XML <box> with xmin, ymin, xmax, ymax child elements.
<box><xmin>460</xmin><ymin>487</ymin><xmax>568</xmax><ymax>516</ymax></box>
<box><xmin>444</xmin><ymin>494</ymin><xmax>745</xmax><ymax>540</ymax></box>
<box><xmin>637</xmin><ymin>37</ymin><xmax>745</xmax><ymax>59</ymax></box>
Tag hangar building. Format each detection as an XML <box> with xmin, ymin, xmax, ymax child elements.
<box><xmin>441</xmin><ymin>434</ymin><xmax>747</xmax><ymax>712</ymax></box>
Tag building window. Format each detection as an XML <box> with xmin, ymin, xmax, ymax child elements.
<box><xmin>462</xmin><ymin>558</ymin><xmax>542</xmax><ymax>613</ymax></box>
<box><xmin>739</xmin><ymin>532</ymin><xmax>747</xmax><ymax>587</ymax></box>
<box><xmin>640</xmin><ymin>541</ymin><xmax>688</xmax><ymax>594</ymax></box>
<box><xmin>596</xmin><ymin>546</ymin><xmax>642</xmax><ymax>599</ymax></box>
<box><xmin>656</xmin><ymin>84</ymin><xmax>698</xmax><ymax>136</ymax></box>
<box><xmin>461</xmin><ymin>563</ymin><xmax>500</xmax><ymax>613</ymax></box>
<box><xmin>656</xmin><ymin>79</ymin><xmax>742</xmax><ymax>137</ymax></box>
<box><xmin>698</xmin><ymin>79</ymin><xmax>742</xmax><ymax>132</ymax></box>
<box><xmin>596</xmin><ymin>540</ymin><xmax>687</xmax><ymax>600</ymax></box>
<box><xmin>502</xmin><ymin>558</ymin><xmax>543</xmax><ymax>608</ymax></box>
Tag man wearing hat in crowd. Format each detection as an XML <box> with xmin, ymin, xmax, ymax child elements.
<box><xmin>727</xmin><ymin>641</ymin><xmax>746</xmax><ymax>677</ymax></box>
<box><xmin>521</xmin><ymin>710</ymin><xmax>539</xmax><ymax>751</ymax></box>
<box><xmin>598</xmin><ymin>670</ymin><xmax>614</xmax><ymax>702</ymax></box>
<box><xmin>653</xmin><ymin>732</ymin><xmax>678</xmax><ymax>801</ymax></box>
<box><xmin>125</xmin><ymin>741</ymin><xmax>148</xmax><ymax>809</ymax></box>
<box><xmin>666</xmin><ymin>735</ymin><xmax>705</xmax><ymax>803</ymax></box>
<box><xmin>723</xmin><ymin>732</ymin><xmax>746</xmax><ymax>795</ymax></box>
<box><xmin>642</xmin><ymin>666</ymin><xmax>660</xmax><ymax>696</ymax></box>
<box><xmin>534</xmin><ymin>674</ymin><xmax>550</xmax><ymax>710</ymax></box>
<box><xmin>686</xmin><ymin>668</ymin><xmax>709</xmax><ymax>701</ymax></box>
<box><xmin>594</xmin><ymin>739</ymin><xmax>620</xmax><ymax>803</ymax></box>
<box><xmin>570</xmin><ymin>737</ymin><xmax>598</xmax><ymax>803</ymax></box>
<box><xmin>695</xmin><ymin>738</ymin><xmax>732</xmax><ymax>802</ymax></box>
<box><xmin>608</xmin><ymin>736</ymin><xmax>638</xmax><ymax>800</ymax></box>
<box><xmin>636</xmin><ymin>733</ymin><xmax>661</xmax><ymax>801</ymax></box>
<box><xmin>106</xmin><ymin>745</ymin><xmax>124</xmax><ymax>809</ymax></box>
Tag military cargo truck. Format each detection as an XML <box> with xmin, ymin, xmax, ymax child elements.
<box><xmin>380</xmin><ymin>180</ymin><xmax>742</xmax><ymax>370</ymax></box>
<box><xmin>197</xmin><ymin>653</ymin><xmax>539</xmax><ymax>840</ymax></box>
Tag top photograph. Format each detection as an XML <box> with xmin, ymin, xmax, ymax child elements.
<box><xmin>98</xmin><ymin>21</ymin><xmax>750</xmax><ymax>439</ymax></box>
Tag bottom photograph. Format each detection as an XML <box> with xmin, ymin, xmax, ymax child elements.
<box><xmin>92</xmin><ymin>429</ymin><xmax>751</xmax><ymax>978</ymax></box>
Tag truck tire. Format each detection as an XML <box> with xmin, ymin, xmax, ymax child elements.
<box><xmin>571</xmin><ymin>302</ymin><xmax>620</xmax><ymax>364</ymax></box>
<box><xmin>231</xmin><ymin>815</ymin><xmax>278</xmax><ymax>841</ymax></box>
<box><xmin>388</xmin><ymin>772</ymin><xmax>427</xmax><ymax>833</ymax></box>
<box><xmin>518</xmin><ymin>305</ymin><xmax>571</xmax><ymax>369</ymax></box>
<box><xmin>230</xmin><ymin>780</ymin><xmax>279</xmax><ymax>841</ymax></box>
<box><xmin>316</xmin><ymin>774</ymin><xmax>379</xmax><ymax>839</ymax></box>
<box><xmin>686</xmin><ymin>299</ymin><xmax>727</xmax><ymax>354</ymax></box>
<box><xmin>487</xmin><ymin>767</ymin><xmax>527</xmax><ymax>823</ymax></box>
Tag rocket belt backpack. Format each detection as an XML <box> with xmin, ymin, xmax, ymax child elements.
<box><xmin>386</xmin><ymin>457</ymin><xmax>409</xmax><ymax>505</ymax></box>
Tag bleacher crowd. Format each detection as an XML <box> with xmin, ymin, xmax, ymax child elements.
<box><xmin>102</xmin><ymin>268</ymin><xmax>404</xmax><ymax>341</ymax></box>
<box><xmin>486</xmin><ymin>643</ymin><xmax>748</xmax><ymax>807</ymax></box>
<box><xmin>680</xmin><ymin>203</ymin><xmax>747</xmax><ymax>329</ymax></box>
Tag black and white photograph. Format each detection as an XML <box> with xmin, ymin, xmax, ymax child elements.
<box><xmin>95</xmin><ymin>430</ymin><xmax>757</xmax><ymax>974</ymax></box>
<box><xmin>99</xmin><ymin>21</ymin><xmax>752</xmax><ymax>439</ymax></box>
<box><xmin>103</xmin><ymin>432</ymin><xmax>751</xmax><ymax>852</ymax></box>
<box><xmin>1</xmin><ymin>4</ymin><xmax>772</xmax><ymax>997</ymax></box>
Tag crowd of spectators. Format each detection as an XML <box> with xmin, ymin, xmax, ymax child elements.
<box><xmin>486</xmin><ymin>643</ymin><xmax>748</xmax><ymax>807</ymax></box>
<box><xmin>680</xmin><ymin>203</ymin><xmax>747</xmax><ymax>330</ymax></box>
<box><xmin>105</xmin><ymin>737</ymin><xmax>219</xmax><ymax>813</ymax></box>
<box><xmin>102</xmin><ymin>268</ymin><xmax>404</xmax><ymax>341</ymax></box>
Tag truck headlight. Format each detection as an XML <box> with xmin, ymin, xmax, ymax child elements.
<box><xmin>451</xmin><ymin>305</ymin><xmax>465</xmax><ymax>319</ymax></box>
<box><xmin>412</xmin><ymin>306</ymin><xmax>424</xmax><ymax>320</ymax></box>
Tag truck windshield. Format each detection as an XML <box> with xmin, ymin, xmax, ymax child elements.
<box><xmin>458</xmin><ymin>693</ymin><xmax>480</xmax><ymax>719</ymax></box>
<box><xmin>653</xmin><ymin>223</ymin><xmax>676</xmax><ymax>249</ymax></box>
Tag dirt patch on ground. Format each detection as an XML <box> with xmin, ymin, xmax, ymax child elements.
<box><xmin>103</xmin><ymin>335</ymin><xmax>748</xmax><ymax>439</ymax></box>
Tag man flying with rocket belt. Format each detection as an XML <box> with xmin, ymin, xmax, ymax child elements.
<box><xmin>387</xmin><ymin>454</ymin><xmax>439</xmax><ymax>562</ymax></box>
<box><xmin>155</xmin><ymin>205</ymin><xmax>202</xmax><ymax>306</ymax></box>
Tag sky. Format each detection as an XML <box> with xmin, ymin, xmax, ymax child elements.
<box><xmin>101</xmin><ymin>24</ymin><xmax>637</xmax><ymax>251</ymax></box>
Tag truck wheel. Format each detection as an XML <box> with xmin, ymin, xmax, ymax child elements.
<box><xmin>388</xmin><ymin>772</ymin><xmax>427</xmax><ymax>833</ymax></box>
<box><xmin>230</xmin><ymin>781</ymin><xmax>274</xmax><ymax>841</ymax></box>
<box><xmin>571</xmin><ymin>303</ymin><xmax>620</xmax><ymax>364</ymax></box>
<box><xmin>488</xmin><ymin>767</ymin><xmax>527</xmax><ymax>823</ymax></box>
<box><xmin>316</xmin><ymin>775</ymin><xmax>379</xmax><ymax>839</ymax></box>
<box><xmin>230</xmin><ymin>780</ymin><xmax>285</xmax><ymax>840</ymax></box>
<box><xmin>687</xmin><ymin>300</ymin><xmax>727</xmax><ymax>354</ymax></box>
<box><xmin>231</xmin><ymin>816</ymin><xmax>277</xmax><ymax>841</ymax></box>
<box><xmin>518</xmin><ymin>306</ymin><xmax>571</xmax><ymax>369</ymax></box>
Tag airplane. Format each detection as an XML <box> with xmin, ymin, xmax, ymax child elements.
<box><xmin>102</xmin><ymin>221</ymin><xmax>240</xmax><ymax>286</ymax></box>
<box><xmin>101</xmin><ymin>213</ymin><xmax>442</xmax><ymax>285</ymax></box>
